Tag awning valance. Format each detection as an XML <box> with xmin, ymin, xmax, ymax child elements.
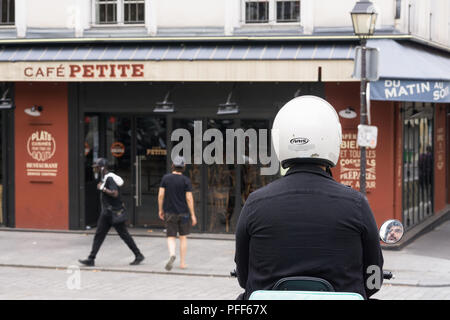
<box><xmin>0</xmin><ymin>43</ymin><xmax>356</xmax><ymax>82</ymax></box>
<box><xmin>367</xmin><ymin>39</ymin><xmax>450</xmax><ymax>103</ymax></box>
<box><xmin>371</xmin><ymin>79</ymin><xmax>450</xmax><ymax>103</ymax></box>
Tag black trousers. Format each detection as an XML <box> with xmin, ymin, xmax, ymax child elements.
<box><xmin>88</xmin><ymin>212</ymin><xmax>142</xmax><ymax>260</ymax></box>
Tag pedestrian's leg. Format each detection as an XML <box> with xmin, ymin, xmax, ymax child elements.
<box><xmin>165</xmin><ymin>236</ymin><xmax>177</xmax><ymax>271</ymax></box>
<box><xmin>179</xmin><ymin>235</ymin><xmax>188</xmax><ymax>269</ymax></box>
<box><xmin>167</xmin><ymin>236</ymin><xmax>177</xmax><ymax>257</ymax></box>
<box><xmin>88</xmin><ymin>214</ymin><xmax>111</xmax><ymax>260</ymax></box>
<box><xmin>114</xmin><ymin>222</ymin><xmax>143</xmax><ymax>258</ymax></box>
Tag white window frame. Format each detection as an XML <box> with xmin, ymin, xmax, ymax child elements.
<box><xmin>92</xmin><ymin>0</ymin><xmax>145</xmax><ymax>27</ymax></box>
<box><xmin>241</xmin><ymin>0</ymin><xmax>301</xmax><ymax>26</ymax></box>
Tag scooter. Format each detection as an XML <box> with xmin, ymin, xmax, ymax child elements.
<box><xmin>231</xmin><ymin>219</ymin><xmax>403</xmax><ymax>300</ymax></box>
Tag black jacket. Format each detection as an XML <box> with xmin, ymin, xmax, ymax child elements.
<box><xmin>234</xmin><ymin>164</ymin><xmax>383</xmax><ymax>299</ymax></box>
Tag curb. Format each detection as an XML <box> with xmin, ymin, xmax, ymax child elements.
<box><xmin>0</xmin><ymin>227</ymin><xmax>235</xmax><ymax>241</ymax></box>
<box><xmin>0</xmin><ymin>263</ymin><xmax>232</xmax><ymax>279</ymax></box>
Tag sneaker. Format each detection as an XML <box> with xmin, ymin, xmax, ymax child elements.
<box><xmin>165</xmin><ymin>255</ymin><xmax>176</xmax><ymax>271</ymax></box>
<box><xmin>130</xmin><ymin>254</ymin><xmax>145</xmax><ymax>266</ymax></box>
<box><xmin>78</xmin><ymin>258</ymin><xmax>95</xmax><ymax>267</ymax></box>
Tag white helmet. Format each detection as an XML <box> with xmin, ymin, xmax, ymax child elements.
<box><xmin>272</xmin><ymin>95</ymin><xmax>342</xmax><ymax>168</ymax></box>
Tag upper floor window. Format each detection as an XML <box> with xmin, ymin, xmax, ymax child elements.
<box><xmin>276</xmin><ymin>1</ymin><xmax>300</xmax><ymax>23</ymax></box>
<box><xmin>245</xmin><ymin>1</ymin><xmax>269</xmax><ymax>24</ymax></box>
<box><xmin>244</xmin><ymin>0</ymin><xmax>300</xmax><ymax>24</ymax></box>
<box><xmin>95</xmin><ymin>0</ymin><xmax>144</xmax><ymax>25</ymax></box>
<box><xmin>0</xmin><ymin>0</ymin><xmax>14</xmax><ymax>25</ymax></box>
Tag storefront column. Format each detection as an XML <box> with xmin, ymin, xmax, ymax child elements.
<box><xmin>14</xmin><ymin>82</ymin><xmax>69</xmax><ymax>229</ymax></box>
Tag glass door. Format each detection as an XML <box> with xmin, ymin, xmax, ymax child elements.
<box><xmin>105</xmin><ymin>115</ymin><xmax>134</xmax><ymax>224</ymax></box>
<box><xmin>84</xmin><ymin>114</ymin><xmax>167</xmax><ymax>229</ymax></box>
<box><xmin>134</xmin><ymin>116</ymin><xmax>167</xmax><ymax>227</ymax></box>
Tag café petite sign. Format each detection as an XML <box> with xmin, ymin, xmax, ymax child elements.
<box><xmin>22</xmin><ymin>63</ymin><xmax>145</xmax><ymax>80</ymax></box>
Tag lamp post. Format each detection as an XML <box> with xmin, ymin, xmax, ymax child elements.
<box><xmin>350</xmin><ymin>0</ymin><xmax>378</xmax><ymax>196</ymax></box>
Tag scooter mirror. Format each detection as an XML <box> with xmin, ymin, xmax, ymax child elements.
<box><xmin>379</xmin><ymin>219</ymin><xmax>404</xmax><ymax>244</ymax></box>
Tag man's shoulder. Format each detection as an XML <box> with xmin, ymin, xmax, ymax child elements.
<box><xmin>246</xmin><ymin>175</ymin><xmax>363</xmax><ymax>205</ymax></box>
<box><xmin>245</xmin><ymin>178</ymin><xmax>283</xmax><ymax>204</ymax></box>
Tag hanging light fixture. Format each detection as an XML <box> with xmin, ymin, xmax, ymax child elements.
<box><xmin>217</xmin><ymin>84</ymin><xmax>239</xmax><ymax>115</ymax></box>
<box><xmin>0</xmin><ymin>88</ymin><xmax>12</xmax><ymax>109</ymax></box>
<box><xmin>153</xmin><ymin>89</ymin><xmax>175</xmax><ymax>113</ymax></box>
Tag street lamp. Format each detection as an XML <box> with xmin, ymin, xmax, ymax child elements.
<box><xmin>350</xmin><ymin>0</ymin><xmax>378</xmax><ymax>196</ymax></box>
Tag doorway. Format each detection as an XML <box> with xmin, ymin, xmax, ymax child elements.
<box><xmin>84</xmin><ymin>114</ymin><xmax>167</xmax><ymax>228</ymax></box>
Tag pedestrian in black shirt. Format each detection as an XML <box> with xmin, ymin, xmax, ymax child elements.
<box><xmin>234</xmin><ymin>96</ymin><xmax>383</xmax><ymax>299</ymax></box>
<box><xmin>158</xmin><ymin>156</ymin><xmax>197</xmax><ymax>271</ymax></box>
<box><xmin>79</xmin><ymin>158</ymin><xmax>145</xmax><ymax>267</ymax></box>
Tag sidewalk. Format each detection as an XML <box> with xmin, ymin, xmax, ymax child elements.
<box><xmin>0</xmin><ymin>229</ymin><xmax>236</xmax><ymax>277</ymax></box>
<box><xmin>1</xmin><ymin>220</ymin><xmax>450</xmax><ymax>299</ymax></box>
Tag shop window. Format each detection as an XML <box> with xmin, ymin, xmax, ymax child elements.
<box><xmin>95</xmin><ymin>0</ymin><xmax>144</xmax><ymax>25</ymax></box>
<box><xmin>402</xmin><ymin>102</ymin><xmax>434</xmax><ymax>230</ymax></box>
<box><xmin>169</xmin><ymin>118</ymin><xmax>278</xmax><ymax>234</ymax></box>
<box><xmin>206</xmin><ymin>119</ymin><xmax>278</xmax><ymax>233</ymax></box>
<box><xmin>0</xmin><ymin>0</ymin><xmax>14</xmax><ymax>25</ymax></box>
<box><xmin>240</xmin><ymin>119</ymin><xmax>278</xmax><ymax>204</ymax></box>
<box><xmin>243</xmin><ymin>0</ymin><xmax>300</xmax><ymax>24</ymax></box>
<box><xmin>206</xmin><ymin>119</ymin><xmax>237</xmax><ymax>233</ymax></box>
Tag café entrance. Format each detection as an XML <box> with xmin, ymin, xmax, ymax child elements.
<box><xmin>83</xmin><ymin>113</ymin><xmax>276</xmax><ymax>233</ymax></box>
<box><xmin>84</xmin><ymin>114</ymin><xmax>167</xmax><ymax>228</ymax></box>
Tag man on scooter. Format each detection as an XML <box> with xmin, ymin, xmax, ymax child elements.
<box><xmin>234</xmin><ymin>95</ymin><xmax>384</xmax><ymax>300</ymax></box>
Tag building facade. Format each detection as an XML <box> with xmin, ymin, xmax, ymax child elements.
<box><xmin>0</xmin><ymin>0</ymin><xmax>449</xmax><ymax>234</ymax></box>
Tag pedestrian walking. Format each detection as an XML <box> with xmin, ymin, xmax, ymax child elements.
<box><xmin>79</xmin><ymin>157</ymin><xmax>145</xmax><ymax>267</ymax></box>
<box><xmin>158</xmin><ymin>156</ymin><xmax>197</xmax><ymax>271</ymax></box>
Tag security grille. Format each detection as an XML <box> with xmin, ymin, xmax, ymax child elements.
<box><xmin>0</xmin><ymin>0</ymin><xmax>14</xmax><ymax>25</ymax></box>
<box><xmin>402</xmin><ymin>102</ymin><xmax>434</xmax><ymax>230</ymax></box>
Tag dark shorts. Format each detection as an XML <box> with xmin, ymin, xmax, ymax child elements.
<box><xmin>165</xmin><ymin>213</ymin><xmax>191</xmax><ymax>237</ymax></box>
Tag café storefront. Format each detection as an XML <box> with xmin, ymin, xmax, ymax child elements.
<box><xmin>0</xmin><ymin>39</ymin><xmax>448</xmax><ymax>234</ymax></box>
